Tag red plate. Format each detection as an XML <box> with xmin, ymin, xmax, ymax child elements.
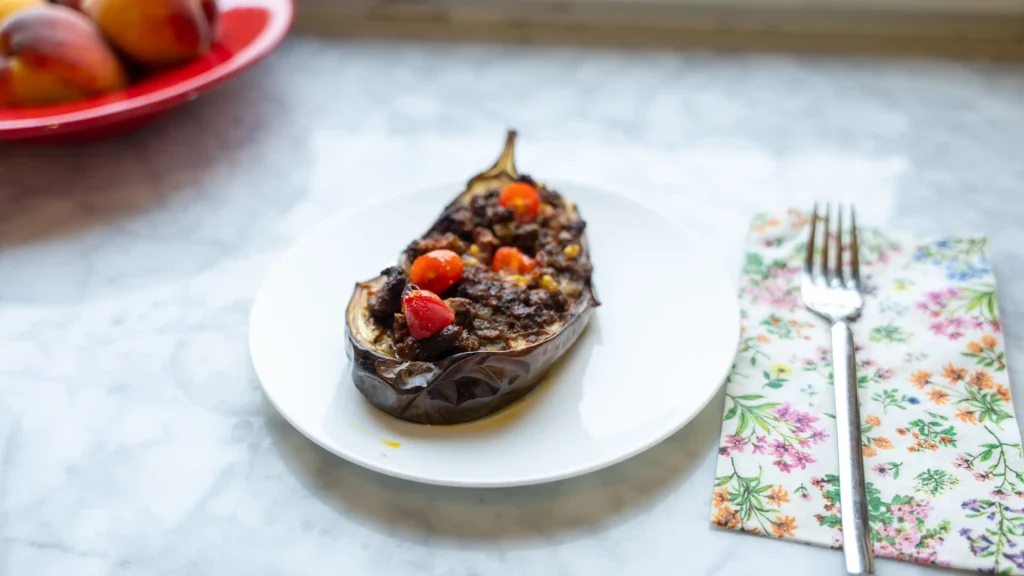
<box><xmin>0</xmin><ymin>0</ymin><xmax>293</xmax><ymax>144</ymax></box>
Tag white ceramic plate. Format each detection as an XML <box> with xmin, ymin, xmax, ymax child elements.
<box><xmin>249</xmin><ymin>181</ymin><xmax>740</xmax><ymax>488</ymax></box>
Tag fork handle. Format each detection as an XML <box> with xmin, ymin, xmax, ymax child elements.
<box><xmin>832</xmin><ymin>320</ymin><xmax>874</xmax><ymax>575</ymax></box>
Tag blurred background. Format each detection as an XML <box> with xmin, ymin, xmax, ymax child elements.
<box><xmin>294</xmin><ymin>0</ymin><xmax>1024</xmax><ymax>58</ymax></box>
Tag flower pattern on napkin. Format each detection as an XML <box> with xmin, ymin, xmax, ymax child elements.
<box><xmin>713</xmin><ymin>210</ymin><xmax>1024</xmax><ymax>574</ymax></box>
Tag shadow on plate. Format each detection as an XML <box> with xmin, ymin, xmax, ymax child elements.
<box><xmin>266</xmin><ymin>384</ymin><xmax>726</xmax><ymax>543</ymax></box>
<box><xmin>0</xmin><ymin>71</ymin><xmax>277</xmax><ymax>247</ymax></box>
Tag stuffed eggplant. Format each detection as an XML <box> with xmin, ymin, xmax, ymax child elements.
<box><xmin>345</xmin><ymin>130</ymin><xmax>599</xmax><ymax>425</ymax></box>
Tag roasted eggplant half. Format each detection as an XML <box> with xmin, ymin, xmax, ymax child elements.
<box><xmin>345</xmin><ymin>130</ymin><xmax>599</xmax><ymax>425</ymax></box>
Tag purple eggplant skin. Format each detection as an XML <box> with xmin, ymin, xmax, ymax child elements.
<box><xmin>344</xmin><ymin>130</ymin><xmax>598</xmax><ymax>425</ymax></box>
<box><xmin>346</xmin><ymin>286</ymin><xmax>594</xmax><ymax>425</ymax></box>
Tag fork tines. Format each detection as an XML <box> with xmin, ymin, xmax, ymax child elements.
<box><xmin>804</xmin><ymin>203</ymin><xmax>860</xmax><ymax>290</ymax></box>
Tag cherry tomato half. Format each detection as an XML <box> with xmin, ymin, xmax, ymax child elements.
<box><xmin>410</xmin><ymin>249</ymin><xmax>463</xmax><ymax>295</ymax></box>
<box><xmin>492</xmin><ymin>246</ymin><xmax>536</xmax><ymax>275</ymax></box>
<box><xmin>402</xmin><ymin>289</ymin><xmax>455</xmax><ymax>340</ymax></box>
<box><xmin>498</xmin><ymin>182</ymin><xmax>540</xmax><ymax>224</ymax></box>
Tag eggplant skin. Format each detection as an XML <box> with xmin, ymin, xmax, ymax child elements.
<box><xmin>346</xmin><ymin>292</ymin><xmax>593</xmax><ymax>425</ymax></box>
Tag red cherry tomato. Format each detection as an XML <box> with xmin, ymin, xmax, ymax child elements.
<box><xmin>402</xmin><ymin>290</ymin><xmax>455</xmax><ymax>340</ymax></box>
<box><xmin>410</xmin><ymin>249</ymin><xmax>463</xmax><ymax>295</ymax></box>
<box><xmin>498</xmin><ymin>182</ymin><xmax>540</xmax><ymax>224</ymax></box>
<box><xmin>492</xmin><ymin>246</ymin><xmax>536</xmax><ymax>275</ymax></box>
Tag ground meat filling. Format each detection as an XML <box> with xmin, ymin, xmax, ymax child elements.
<box><xmin>369</xmin><ymin>177</ymin><xmax>591</xmax><ymax>361</ymax></box>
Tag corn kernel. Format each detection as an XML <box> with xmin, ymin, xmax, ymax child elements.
<box><xmin>507</xmin><ymin>274</ymin><xmax>529</xmax><ymax>287</ymax></box>
<box><xmin>461</xmin><ymin>255</ymin><xmax>478</xmax><ymax>267</ymax></box>
<box><xmin>563</xmin><ymin>244</ymin><xmax>581</xmax><ymax>259</ymax></box>
<box><xmin>469</xmin><ymin>244</ymin><xmax>481</xmax><ymax>257</ymax></box>
<box><xmin>541</xmin><ymin>275</ymin><xmax>558</xmax><ymax>291</ymax></box>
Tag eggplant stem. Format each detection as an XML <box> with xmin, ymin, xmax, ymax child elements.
<box><xmin>495</xmin><ymin>129</ymin><xmax>518</xmax><ymax>174</ymax></box>
<box><xmin>467</xmin><ymin>129</ymin><xmax>519</xmax><ymax>189</ymax></box>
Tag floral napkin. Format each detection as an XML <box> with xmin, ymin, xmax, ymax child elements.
<box><xmin>712</xmin><ymin>209</ymin><xmax>1024</xmax><ymax>574</ymax></box>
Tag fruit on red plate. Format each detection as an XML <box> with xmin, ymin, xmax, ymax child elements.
<box><xmin>201</xmin><ymin>0</ymin><xmax>219</xmax><ymax>31</ymax></box>
<box><xmin>0</xmin><ymin>0</ymin><xmax>293</xmax><ymax>143</ymax></box>
<box><xmin>82</xmin><ymin>0</ymin><xmax>219</xmax><ymax>67</ymax></box>
<box><xmin>0</xmin><ymin>5</ymin><xmax>127</xmax><ymax>108</ymax></box>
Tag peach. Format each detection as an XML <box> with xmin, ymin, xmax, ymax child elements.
<box><xmin>82</xmin><ymin>0</ymin><xmax>218</xmax><ymax>67</ymax></box>
<box><xmin>0</xmin><ymin>0</ymin><xmax>45</xmax><ymax>24</ymax></box>
<box><xmin>0</xmin><ymin>5</ymin><xmax>127</xmax><ymax>107</ymax></box>
<box><xmin>201</xmin><ymin>0</ymin><xmax>219</xmax><ymax>33</ymax></box>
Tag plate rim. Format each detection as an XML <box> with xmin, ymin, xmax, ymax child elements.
<box><xmin>250</xmin><ymin>179</ymin><xmax>741</xmax><ymax>488</ymax></box>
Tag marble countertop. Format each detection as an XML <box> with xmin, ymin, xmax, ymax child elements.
<box><xmin>3</xmin><ymin>35</ymin><xmax>1024</xmax><ymax>576</ymax></box>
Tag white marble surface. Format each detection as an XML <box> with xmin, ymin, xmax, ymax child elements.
<box><xmin>3</xmin><ymin>36</ymin><xmax>1024</xmax><ymax>576</ymax></box>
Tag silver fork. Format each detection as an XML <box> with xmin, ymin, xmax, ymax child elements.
<box><xmin>801</xmin><ymin>203</ymin><xmax>873</xmax><ymax>575</ymax></box>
